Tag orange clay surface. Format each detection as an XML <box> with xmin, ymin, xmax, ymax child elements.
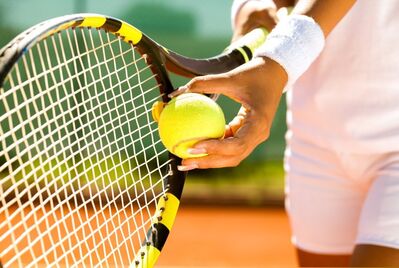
<box><xmin>158</xmin><ymin>206</ymin><xmax>297</xmax><ymax>267</ymax></box>
<box><xmin>1</xmin><ymin>205</ymin><xmax>296</xmax><ymax>267</ymax></box>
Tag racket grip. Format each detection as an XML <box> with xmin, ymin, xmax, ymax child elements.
<box><xmin>224</xmin><ymin>27</ymin><xmax>269</xmax><ymax>61</ymax></box>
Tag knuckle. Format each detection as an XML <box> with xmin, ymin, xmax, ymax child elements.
<box><xmin>189</xmin><ymin>158</ymin><xmax>209</xmax><ymax>169</ymax></box>
<box><xmin>196</xmin><ymin>162</ymin><xmax>208</xmax><ymax>169</ymax></box>
<box><xmin>202</xmin><ymin>140</ymin><xmax>218</xmax><ymax>153</ymax></box>
<box><xmin>259</xmin><ymin>127</ymin><xmax>270</xmax><ymax>142</ymax></box>
<box><xmin>187</xmin><ymin>76</ymin><xmax>210</xmax><ymax>93</ymax></box>
<box><xmin>187</xmin><ymin>78</ymin><xmax>198</xmax><ymax>89</ymax></box>
<box><xmin>261</xmin><ymin>122</ymin><xmax>271</xmax><ymax>141</ymax></box>
<box><xmin>250</xmin><ymin>113</ymin><xmax>271</xmax><ymax>141</ymax></box>
<box><xmin>230</xmin><ymin>158</ymin><xmax>242</xmax><ymax>167</ymax></box>
<box><xmin>223</xmin><ymin>71</ymin><xmax>235</xmax><ymax>81</ymax></box>
<box><xmin>264</xmin><ymin>129</ymin><xmax>270</xmax><ymax>140</ymax></box>
<box><xmin>190</xmin><ymin>76</ymin><xmax>206</xmax><ymax>85</ymax></box>
<box><xmin>196</xmin><ymin>75</ymin><xmax>215</xmax><ymax>83</ymax></box>
<box><xmin>235</xmin><ymin>140</ymin><xmax>247</xmax><ymax>154</ymax></box>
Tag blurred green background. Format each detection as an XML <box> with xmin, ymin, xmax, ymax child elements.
<box><xmin>0</xmin><ymin>0</ymin><xmax>287</xmax><ymax>204</ymax></box>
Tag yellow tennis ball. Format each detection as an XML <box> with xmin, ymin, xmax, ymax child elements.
<box><xmin>156</xmin><ymin>93</ymin><xmax>225</xmax><ymax>159</ymax></box>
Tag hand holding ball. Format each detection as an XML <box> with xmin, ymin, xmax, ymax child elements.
<box><xmin>152</xmin><ymin>93</ymin><xmax>225</xmax><ymax>159</ymax></box>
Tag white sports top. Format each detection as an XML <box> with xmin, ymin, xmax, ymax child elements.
<box><xmin>232</xmin><ymin>0</ymin><xmax>399</xmax><ymax>153</ymax></box>
<box><xmin>288</xmin><ymin>0</ymin><xmax>399</xmax><ymax>153</ymax></box>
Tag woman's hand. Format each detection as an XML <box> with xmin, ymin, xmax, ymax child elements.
<box><xmin>170</xmin><ymin>57</ymin><xmax>288</xmax><ymax>170</ymax></box>
<box><xmin>169</xmin><ymin>1</ymin><xmax>291</xmax><ymax>171</ymax></box>
<box><xmin>232</xmin><ymin>1</ymin><xmax>290</xmax><ymax>41</ymax></box>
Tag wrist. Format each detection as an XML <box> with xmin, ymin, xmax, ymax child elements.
<box><xmin>258</xmin><ymin>57</ymin><xmax>288</xmax><ymax>94</ymax></box>
<box><xmin>250</xmin><ymin>57</ymin><xmax>287</xmax><ymax>131</ymax></box>
<box><xmin>254</xmin><ymin>14</ymin><xmax>325</xmax><ymax>92</ymax></box>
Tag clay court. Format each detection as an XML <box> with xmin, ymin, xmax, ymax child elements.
<box><xmin>158</xmin><ymin>206</ymin><xmax>297</xmax><ymax>267</ymax></box>
<box><xmin>0</xmin><ymin>201</ymin><xmax>295</xmax><ymax>267</ymax></box>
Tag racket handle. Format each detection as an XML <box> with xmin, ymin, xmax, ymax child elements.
<box><xmin>210</xmin><ymin>28</ymin><xmax>268</xmax><ymax>101</ymax></box>
<box><xmin>224</xmin><ymin>27</ymin><xmax>269</xmax><ymax>61</ymax></box>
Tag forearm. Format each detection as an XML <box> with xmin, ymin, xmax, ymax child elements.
<box><xmin>232</xmin><ymin>0</ymin><xmax>356</xmax><ymax>36</ymax></box>
<box><xmin>250</xmin><ymin>0</ymin><xmax>356</xmax><ymax>94</ymax></box>
<box><xmin>292</xmin><ymin>0</ymin><xmax>357</xmax><ymax>37</ymax></box>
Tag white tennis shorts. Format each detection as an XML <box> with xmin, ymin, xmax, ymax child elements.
<box><xmin>285</xmin><ymin>137</ymin><xmax>399</xmax><ymax>254</ymax></box>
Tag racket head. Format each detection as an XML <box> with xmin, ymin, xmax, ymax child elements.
<box><xmin>0</xmin><ymin>14</ymin><xmax>185</xmax><ymax>267</ymax></box>
<box><xmin>0</xmin><ymin>14</ymin><xmax>268</xmax><ymax>84</ymax></box>
<box><xmin>0</xmin><ymin>13</ymin><xmax>267</xmax><ymax>267</ymax></box>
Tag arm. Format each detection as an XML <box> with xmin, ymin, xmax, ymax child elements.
<box><xmin>293</xmin><ymin>0</ymin><xmax>356</xmax><ymax>37</ymax></box>
<box><xmin>174</xmin><ymin>0</ymin><xmax>356</xmax><ymax>170</ymax></box>
<box><xmin>233</xmin><ymin>0</ymin><xmax>355</xmax><ymax>37</ymax></box>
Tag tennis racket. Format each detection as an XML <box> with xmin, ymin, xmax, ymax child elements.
<box><xmin>0</xmin><ymin>13</ymin><xmax>267</xmax><ymax>267</ymax></box>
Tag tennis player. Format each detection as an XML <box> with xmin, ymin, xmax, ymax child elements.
<box><xmin>173</xmin><ymin>0</ymin><xmax>399</xmax><ymax>266</ymax></box>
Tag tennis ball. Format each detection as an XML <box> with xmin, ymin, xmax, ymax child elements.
<box><xmin>154</xmin><ymin>93</ymin><xmax>225</xmax><ymax>159</ymax></box>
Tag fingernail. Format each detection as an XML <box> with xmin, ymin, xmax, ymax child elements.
<box><xmin>168</xmin><ymin>86</ymin><xmax>188</xmax><ymax>98</ymax></box>
<box><xmin>187</xmin><ymin>148</ymin><xmax>207</xmax><ymax>155</ymax></box>
<box><xmin>177</xmin><ymin>164</ymin><xmax>198</xmax><ymax>171</ymax></box>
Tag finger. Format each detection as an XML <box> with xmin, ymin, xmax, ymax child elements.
<box><xmin>179</xmin><ymin>115</ymin><xmax>269</xmax><ymax>170</ymax></box>
<box><xmin>191</xmin><ymin>137</ymin><xmax>246</xmax><ymax>157</ymax></box>
<box><xmin>168</xmin><ymin>76</ymin><xmax>226</xmax><ymax>98</ymax></box>
<box><xmin>186</xmin><ymin>75</ymin><xmax>233</xmax><ymax>95</ymax></box>
<box><xmin>179</xmin><ymin>154</ymin><xmax>242</xmax><ymax>170</ymax></box>
<box><xmin>195</xmin><ymin>115</ymin><xmax>268</xmax><ymax>156</ymax></box>
<box><xmin>225</xmin><ymin>125</ymin><xmax>234</xmax><ymax>138</ymax></box>
<box><xmin>276</xmin><ymin>7</ymin><xmax>288</xmax><ymax>20</ymax></box>
<box><xmin>225</xmin><ymin>113</ymin><xmax>245</xmax><ymax>138</ymax></box>
<box><xmin>177</xmin><ymin>163</ymin><xmax>199</xmax><ymax>171</ymax></box>
<box><xmin>168</xmin><ymin>86</ymin><xmax>189</xmax><ymax>98</ymax></box>
<box><xmin>170</xmin><ymin>75</ymin><xmax>245</xmax><ymax>103</ymax></box>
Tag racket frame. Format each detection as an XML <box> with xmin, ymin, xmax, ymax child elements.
<box><xmin>0</xmin><ymin>13</ymin><xmax>267</xmax><ymax>267</ymax></box>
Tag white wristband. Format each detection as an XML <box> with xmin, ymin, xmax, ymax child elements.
<box><xmin>254</xmin><ymin>15</ymin><xmax>325</xmax><ymax>92</ymax></box>
<box><xmin>231</xmin><ymin>0</ymin><xmax>276</xmax><ymax>30</ymax></box>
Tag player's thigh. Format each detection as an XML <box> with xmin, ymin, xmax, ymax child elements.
<box><xmin>351</xmin><ymin>244</ymin><xmax>399</xmax><ymax>266</ymax></box>
<box><xmin>354</xmin><ymin>156</ymin><xmax>399</xmax><ymax>266</ymax></box>
<box><xmin>285</xmin><ymin>139</ymin><xmax>366</xmax><ymax>261</ymax></box>
<box><xmin>297</xmin><ymin>248</ymin><xmax>350</xmax><ymax>267</ymax></box>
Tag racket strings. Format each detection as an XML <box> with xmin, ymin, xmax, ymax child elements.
<box><xmin>0</xmin><ymin>26</ymin><xmax>170</xmax><ymax>267</ymax></box>
<box><xmin>0</xmin><ymin>43</ymin><xmax>152</xmax><ymax>144</ymax></box>
<box><xmin>1</xmin><ymin>34</ymin><xmax>162</xmax><ymax>205</ymax></box>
